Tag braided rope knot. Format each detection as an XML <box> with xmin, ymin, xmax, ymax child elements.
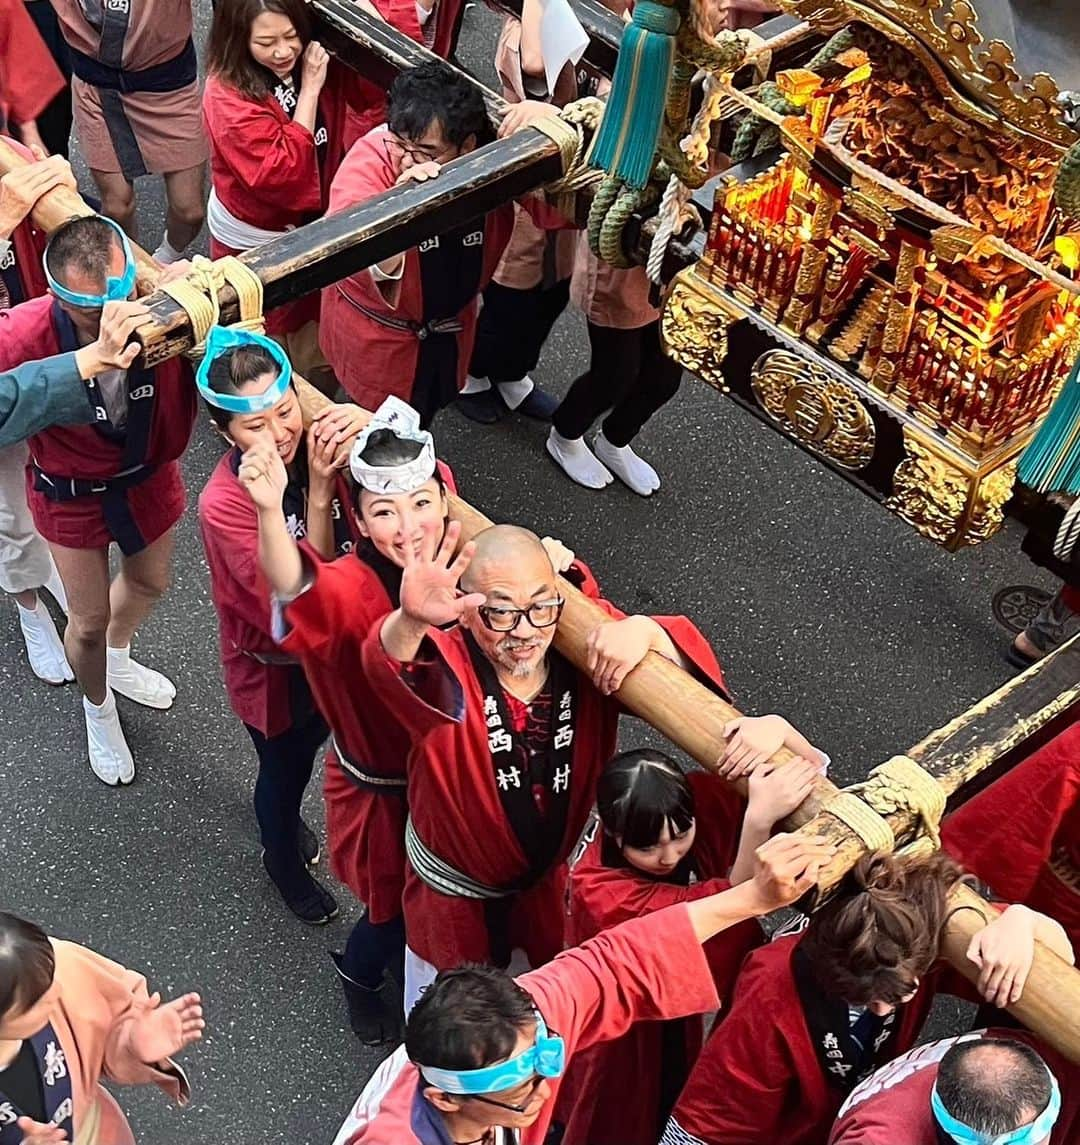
<box><xmin>858</xmin><ymin>755</ymin><xmax>947</xmax><ymax>850</ymax></box>
<box><xmin>532</xmin><ymin>98</ymin><xmax>606</xmax><ymax>198</ymax></box>
<box><xmin>822</xmin><ymin>756</ymin><xmax>946</xmax><ymax>855</ymax></box>
<box><xmin>823</xmin><ymin>791</ymin><xmax>895</xmax><ymax>853</ymax></box>
<box><xmin>158</xmin><ymin>255</ymin><xmax>266</xmax><ymax>356</ymax></box>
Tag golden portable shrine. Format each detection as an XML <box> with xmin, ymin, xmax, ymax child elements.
<box><xmin>657</xmin><ymin>0</ymin><xmax>1080</xmax><ymax>550</ymax></box>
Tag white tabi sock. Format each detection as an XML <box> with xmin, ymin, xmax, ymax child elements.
<box><xmin>106</xmin><ymin>643</ymin><xmax>176</xmax><ymax>710</ymax></box>
<box><xmin>16</xmin><ymin>598</ymin><xmax>74</xmax><ymax>684</ymax></box>
<box><xmin>460</xmin><ymin>374</ymin><xmax>492</xmax><ymax>395</ymax></box>
<box><xmin>496</xmin><ymin>376</ymin><xmax>535</xmax><ymax>410</ymax></box>
<box><xmin>593</xmin><ymin>431</ymin><xmax>661</xmax><ymax>497</ymax></box>
<box><xmin>43</xmin><ymin>558</ymin><xmax>69</xmax><ymax>615</ymax></box>
<box><xmin>152</xmin><ymin>234</ymin><xmax>185</xmax><ymax>265</ymax></box>
<box><xmin>84</xmin><ymin>690</ymin><xmax>135</xmax><ymax>785</ymax></box>
<box><xmin>545</xmin><ymin>428</ymin><xmax>613</xmax><ymax>490</ymax></box>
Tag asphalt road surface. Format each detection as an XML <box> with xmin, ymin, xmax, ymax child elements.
<box><xmin>0</xmin><ymin>4</ymin><xmax>1056</xmax><ymax>1142</ymax></box>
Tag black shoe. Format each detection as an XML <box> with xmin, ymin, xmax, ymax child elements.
<box><xmin>511</xmin><ymin>384</ymin><xmax>559</xmax><ymax>420</ymax></box>
<box><xmin>299</xmin><ymin>820</ymin><xmax>321</xmax><ymax>868</ymax></box>
<box><xmin>455</xmin><ymin>387</ymin><xmax>507</xmax><ymax>424</ymax></box>
<box><xmin>330</xmin><ymin>951</ymin><xmax>404</xmax><ymax>1045</ymax></box>
<box><xmin>262</xmin><ymin>852</ymin><xmax>339</xmax><ymax>925</ymax></box>
<box><xmin>1004</xmin><ymin>640</ymin><xmax>1040</xmax><ymax>670</ymax></box>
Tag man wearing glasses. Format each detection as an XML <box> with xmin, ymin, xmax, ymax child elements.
<box><xmin>321</xmin><ymin>60</ymin><xmax>558</xmax><ymax>428</ymax></box>
<box><xmin>332</xmin><ymin>833</ymin><xmax>833</xmax><ymax>1144</ymax></box>
<box><xmin>320</xmin><ymin>60</ymin><xmax>512</xmax><ymax>429</ymax></box>
<box><xmin>361</xmin><ymin>523</ymin><xmax>732</xmax><ymax>1012</ymax></box>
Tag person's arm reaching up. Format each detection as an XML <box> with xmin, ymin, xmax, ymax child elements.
<box><xmin>378</xmin><ymin>522</ymin><xmax>485</xmax><ymax>662</ymax></box>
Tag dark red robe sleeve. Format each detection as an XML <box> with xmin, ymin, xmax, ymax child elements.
<box><xmin>279</xmin><ymin>554</ymin><xmax>392</xmax><ymax>665</ymax></box>
<box><xmin>943</xmin><ymin>722</ymin><xmax>1080</xmax><ymax>906</ymax></box>
<box><xmin>0</xmin><ymin>0</ymin><xmax>64</xmax><ymax>127</ymax></box>
<box><xmin>203</xmin><ymin>76</ymin><xmax>324</xmax><ymax>217</ymax></box>
<box><xmin>0</xmin><ymin>296</ymin><xmax>56</xmax><ymax>372</ymax></box>
<box><xmin>359</xmin><ymin>624</ymin><xmax>465</xmax><ymax>740</ymax></box>
<box><xmin>197</xmin><ymin>476</ymin><xmax>276</xmax><ymax>645</ymax></box>
<box><xmin>521</xmin><ymin>903</ymin><xmax>719</xmax><ymax>1058</ymax></box>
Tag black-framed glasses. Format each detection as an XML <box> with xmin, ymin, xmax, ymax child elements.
<box><xmin>382</xmin><ymin>133</ymin><xmax>447</xmax><ymax>166</ymax></box>
<box><xmin>465</xmin><ymin>1075</ymin><xmax>545</xmax><ymax>1115</ymax></box>
<box><xmin>477</xmin><ymin>598</ymin><xmax>565</xmax><ymax>633</ymax></box>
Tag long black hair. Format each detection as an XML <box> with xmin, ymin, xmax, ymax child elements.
<box><xmin>596</xmin><ymin>749</ymin><xmax>696</xmax><ymax>854</ymax></box>
<box><xmin>0</xmin><ymin>913</ymin><xmax>55</xmax><ymax>1020</ymax></box>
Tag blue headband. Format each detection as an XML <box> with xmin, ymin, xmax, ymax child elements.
<box><xmin>44</xmin><ymin>216</ymin><xmax>137</xmax><ymax>307</ymax></box>
<box><xmin>932</xmin><ymin>1073</ymin><xmax>1061</xmax><ymax>1145</ymax></box>
<box><xmin>419</xmin><ymin>1010</ymin><xmax>565</xmax><ymax>1096</ymax></box>
<box><xmin>195</xmin><ymin>326</ymin><xmax>293</xmax><ymax>413</ymax></box>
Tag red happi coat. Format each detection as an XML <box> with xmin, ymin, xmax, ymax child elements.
<box><xmin>331</xmin><ymin>903</ymin><xmax>721</xmax><ymax>1145</ymax></box>
<box><xmin>203</xmin><ymin>66</ymin><xmax>358</xmax><ymax>336</ymax></box>
<box><xmin>943</xmin><ymin>721</ymin><xmax>1080</xmax><ymax>948</ymax></box>
<box><xmin>0</xmin><ymin>0</ymin><xmax>64</xmax><ymax>130</ymax></box>
<box><xmin>663</xmin><ymin>935</ymin><xmax>975</xmax><ymax>1145</ymax></box>
<box><xmin>0</xmin><ymin>295</ymin><xmax>195</xmax><ymax>550</ymax></box>
<box><xmin>203</xmin><ymin>72</ymin><xmax>346</xmax><ymax>233</ymax></box>
<box><xmin>827</xmin><ymin>1028</ymin><xmax>1080</xmax><ymax>1145</ymax></box>
<box><xmin>197</xmin><ymin>448</ymin><xmax>359</xmax><ymax>737</ymax></box>
<box><xmin>320</xmin><ymin>128</ymin><xmax>514</xmax><ymax>413</ymax></box>
<box><xmin>359</xmin><ymin>580</ymin><xmax>729</xmax><ymax>971</ymax></box>
<box><xmin>276</xmin><ymin>461</ymin><xmax>458</xmax><ymax>924</ymax></box>
<box><xmin>557</xmin><ymin>771</ymin><xmax>760</xmax><ymax>1145</ymax></box>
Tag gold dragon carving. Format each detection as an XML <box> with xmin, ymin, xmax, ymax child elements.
<box><xmin>885</xmin><ymin>430</ymin><xmax>1017</xmax><ymax>546</ymax></box>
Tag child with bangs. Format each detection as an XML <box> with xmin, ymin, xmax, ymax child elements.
<box><xmin>556</xmin><ymin>742</ymin><xmax>824</xmax><ymax>1145</ymax></box>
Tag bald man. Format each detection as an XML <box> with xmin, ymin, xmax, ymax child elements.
<box><xmin>829</xmin><ymin>1029</ymin><xmax>1076</xmax><ymax>1145</ymax></box>
<box><xmin>361</xmin><ymin>523</ymin><xmax>731</xmax><ymax>1008</ymax></box>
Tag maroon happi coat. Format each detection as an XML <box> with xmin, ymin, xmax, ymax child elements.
<box><xmin>277</xmin><ymin>461</ymin><xmax>457</xmax><ymax>923</ymax></box>
<box><xmin>557</xmin><ymin>771</ymin><xmax>759</xmax><ymax>1145</ymax></box>
<box><xmin>0</xmin><ymin>294</ymin><xmax>195</xmax><ymax>552</ymax></box>
<box><xmin>662</xmin><ymin>934</ymin><xmax>979</xmax><ymax>1145</ymax></box>
<box><xmin>359</xmin><ymin>577</ymin><xmax>729</xmax><ymax>971</ymax></box>
<box><xmin>320</xmin><ymin>128</ymin><xmax>514</xmax><ymax>416</ymax></box>
<box><xmin>943</xmin><ymin>720</ymin><xmax>1080</xmax><ymax>949</ymax></box>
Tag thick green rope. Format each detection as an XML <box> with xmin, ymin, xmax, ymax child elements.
<box><xmin>730</xmin><ymin>26</ymin><xmax>858</xmax><ymax>163</ymax></box>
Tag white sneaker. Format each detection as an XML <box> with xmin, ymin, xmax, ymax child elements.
<box><xmin>43</xmin><ymin>560</ymin><xmax>69</xmax><ymax>615</ymax></box>
<box><xmin>593</xmin><ymin>431</ymin><xmax>661</xmax><ymax>497</ymax></box>
<box><xmin>106</xmin><ymin>644</ymin><xmax>176</xmax><ymax>710</ymax></box>
<box><xmin>546</xmin><ymin>428</ymin><xmax>614</xmax><ymax>490</ymax></box>
<box><xmin>17</xmin><ymin>599</ymin><xmax>74</xmax><ymax>684</ymax></box>
<box><xmin>84</xmin><ymin>690</ymin><xmax>135</xmax><ymax>785</ymax></box>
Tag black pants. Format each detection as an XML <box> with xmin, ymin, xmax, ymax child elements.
<box><xmin>244</xmin><ymin>706</ymin><xmax>328</xmax><ymax>887</ymax></box>
<box><xmin>552</xmin><ymin>319</ymin><xmax>681</xmax><ymax>447</ymax></box>
<box><xmin>469</xmin><ymin>279</ymin><xmax>571</xmax><ymax>384</ymax></box>
<box><xmin>342</xmin><ymin>912</ymin><xmax>406</xmax><ymax>989</ymax></box>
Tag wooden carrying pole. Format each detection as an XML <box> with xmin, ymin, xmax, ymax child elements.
<box><xmin>126</xmin><ymin>2</ymin><xmax>814</xmax><ymax>361</ymax></box>
<box><xmin>440</xmin><ymin>494</ymin><xmax>1080</xmax><ymax>1063</ymax></box>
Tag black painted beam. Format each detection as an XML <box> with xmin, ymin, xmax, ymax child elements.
<box><xmin>310</xmin><ymin>0</ymin><xmax>508</xmax><ymax>119</ymax></box>
<box><xmin>136</xmin><ymin>129</ymin><xmax>564</xmax><ymax>365</ymax></box>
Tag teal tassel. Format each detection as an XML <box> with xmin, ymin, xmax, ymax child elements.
<box><xmin>589</xmin><ymin>0</ymin><xmax>680</xmax><ymax>189</ymax></box>
<box><xmin>1018</xmin><ymin>352</ymin><xmax>1080</xmax><ymax>494</ymax></box>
